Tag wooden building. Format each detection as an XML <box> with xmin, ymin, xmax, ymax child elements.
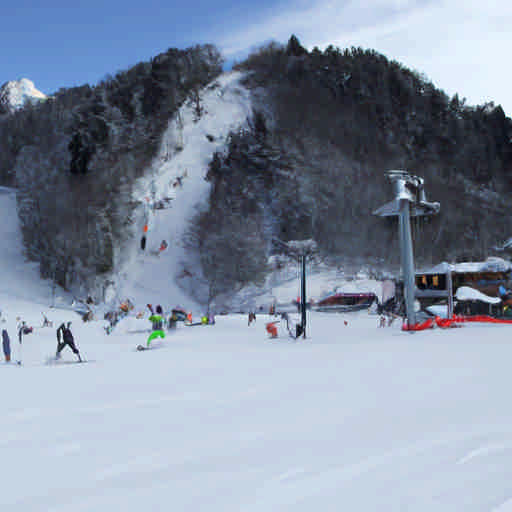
<box><xmin>414</xmin><ymin>258</ymin><xmax>512</xmax><ymax>314</ymax></box>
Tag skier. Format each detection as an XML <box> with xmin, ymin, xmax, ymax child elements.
<box><xmin>41</xmin><ymin>313</ymin><xmax>52</xmax><ymax>327</ymax></box>
<box><xmin>56</xmin><ymin>322</ymin><xmax>82</xmax><ymax>361</ymax></box>
<box><xmin>2</xmin><ymin>329</ymin><xmax>11</xmax><ymax>362</ymax></box>
<box><xmin>147</xmin><ymin>305</ymin><xmax>165</xmax><ymax>347</ymax></box>
<box><xmin>18</xmin><ymin>320</ymin><xmax>32</xmax><ymax>343</ymax></box>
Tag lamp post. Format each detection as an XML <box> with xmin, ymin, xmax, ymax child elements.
<box><xmin>273</xmin><ymin>239</ymin><xmax>317</xmax><ymax>339</ymax></box>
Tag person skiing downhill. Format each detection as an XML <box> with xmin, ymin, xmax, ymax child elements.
<box><xmin>56</xmin><ymin>322</ymin><xmax>82</xmax><ymax>361</ymax></box>
<box><xmin>146</xmin><ymin>305</ymin><xmax>165</xmax><ymax>347</ymax></box>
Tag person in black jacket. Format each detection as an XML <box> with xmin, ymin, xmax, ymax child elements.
<box><xmin>56</xmin><ymin>322</ymin><xmax>81</xmax><ymax>361</ymax></box>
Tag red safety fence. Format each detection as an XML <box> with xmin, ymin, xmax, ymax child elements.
<box><xmin>402</xmin><ymin>318</ymin><xmax>434</xmax><ymax>331</ymax></box>
<box><xmin>403</xmin><ymin>314</ymin><xmax>512</xmax><ymax>331</ymax></box>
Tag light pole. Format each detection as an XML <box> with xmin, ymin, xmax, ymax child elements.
<box><xmin>273</xmin><ymin>239</ymin><xmax>317</xmax><ymax>339</ymax></box>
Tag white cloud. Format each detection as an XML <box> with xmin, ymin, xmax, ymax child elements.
<box><xmin>218</xmin><ymin>0</ymin><xmax>512</xmax><ymax>115</ymax></box>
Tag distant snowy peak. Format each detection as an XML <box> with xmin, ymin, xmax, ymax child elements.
<box><xmin>0</xmin><ymin>78</ymin><xmax>46</xmax><ymax>114</ymax></box>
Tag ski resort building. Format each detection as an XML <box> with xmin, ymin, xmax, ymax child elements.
<box><xmin>314</xmin><ymin>292</ymin><xmax>377</xmax><ymax>312</ymax></box>
<box><xmin>415</xmin><ymin>257</ymin><xmax>512</xmax><ymax>316</ymax></box>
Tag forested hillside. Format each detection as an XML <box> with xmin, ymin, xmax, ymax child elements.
<box><xmin>188</xmin><ymin>36</ymin><xmax>512</xmax><ymax>294</ymax></box>
<box><xmin>1</xmin><ymin>35</ymin><xmax>512</xmax><ymax>304</ymax></box>
<box><xmin>0</xmin><ymin>44</ymin><xmax>222</xmax><ymax>296</ymax></box>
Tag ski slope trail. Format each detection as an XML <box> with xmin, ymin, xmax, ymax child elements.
<box><xmin>114</xmin><ymin>71</ymin><xmax>252</xmax><ymax>314</ymax></box>
<box><xmin>3</xmin><ymin>312</ymin><xmax>512</xmax><ymax>511</ymax></box>
<box><xmin>0</xmin><ymin>187</ymin><xmax>50</xmax><ymax>305</ymax></box>
<box><xmin>0</xmin><ymin>187</ymin><xmax>74</xmax><ymax>334</ymax></box>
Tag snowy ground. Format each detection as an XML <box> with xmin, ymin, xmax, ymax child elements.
<box><xmin>3</xmin><ymin>311</ymin><xmax>512</xmax><ymax>511</ymax></box>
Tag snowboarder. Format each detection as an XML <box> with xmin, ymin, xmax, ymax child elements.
<box><xmin>2</xmin><ymin>329</ymin><xmax>11</xmax><ymax>362</ymax></box>
<box><xmin>56</xmin><ymin>322</ymin><xmax>82</xmax><ymax>361</ymax></box>
<box><xmin>248</xmin><ymin>312</ymin><xmax>256</xmax><ymax>326</ymax></box>
<box><xmin>147</xmin><ymin>305</ymin><xmax>165</xmax><ymax>347</ymax></box>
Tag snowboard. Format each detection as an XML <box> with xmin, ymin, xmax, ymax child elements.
<box><xmin>136</xmin><ymin>343</ymin><xmax>164</xmax><ymax>351</ymax></box>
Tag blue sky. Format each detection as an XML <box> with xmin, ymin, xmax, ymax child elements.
<box><xmin>2</xmin><ymin>0</ymin><xmax>512</xmax><ymax>115</ymax></box>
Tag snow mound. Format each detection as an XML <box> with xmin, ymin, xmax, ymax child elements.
<box><xmin>455</xmin><ymin>286</ymin><xmax>502</xmax><ymax>304</ymax></box>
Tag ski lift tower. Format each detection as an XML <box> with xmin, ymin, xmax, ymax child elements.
<box><xmin>373</xmin><ymin>171</ymin><xmax>440</xmax><ymax>327</ymax></box>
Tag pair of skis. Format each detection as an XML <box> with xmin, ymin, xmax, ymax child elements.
<box><xmin>45</xmin><ymin>356</ymin><xmax>91</xmax><ymax>366</ymax></box>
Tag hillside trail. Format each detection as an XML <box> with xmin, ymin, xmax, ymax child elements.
<box><xmin>112</xmin><ymin>71</ymin><xmax>252</xmax><ymax>316</ymax></box>
<box><xmin>0</xmin><ymin>187</ymin><xmax>54</xmax><ymax>307</ymax></box>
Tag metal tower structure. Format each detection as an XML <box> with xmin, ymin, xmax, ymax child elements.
<box><xmin>373</xmin><ymin>171</ymin><xmax>440</xmax><ymax>327</ymax></box>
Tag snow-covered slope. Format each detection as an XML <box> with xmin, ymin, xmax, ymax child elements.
<box><xmin>0</xmin><ymin>187</ymin><xmax>73</xmax><ymax>332</ymax></box>
<box><xmin>110</xmin><ymin>71</ymin><xmax>253</xmax><ymax>314</ymax></box>
<box><xmin>0</xmin><ymin>78</ymin><xmax>46</xmax><ymax>113</ymax></box>
<box><xmin>4</xmin><ymin>306</ymin><xmax>512</xmax><ymax>511</ymax></box>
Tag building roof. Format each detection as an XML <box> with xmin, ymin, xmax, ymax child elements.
<box><xmin>417</xmin><ymin>257</ymin><xmax>512</xmax><ymax>275</ymax></box>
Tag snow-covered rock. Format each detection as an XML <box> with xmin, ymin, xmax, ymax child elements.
<box><xmin>0</xmin><ymin>78</ymin><xmax>46</xmax><ymax>114</ymax></box>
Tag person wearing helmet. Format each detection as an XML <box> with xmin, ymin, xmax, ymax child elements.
<box><xmin>147</xmin><ymin>305</ymin><xmax>165</xmax><ymax>347</ymax></box>
<box><xmin>56</xmin><ymin>322</ymin><xmax>82</xmax><ymax>361</ymax></box>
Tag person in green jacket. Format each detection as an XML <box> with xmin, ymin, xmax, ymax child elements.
<box><xmin>147</xmin><ymin>304</ymin><xmax>165</xmax><ymax>347</ymax></box>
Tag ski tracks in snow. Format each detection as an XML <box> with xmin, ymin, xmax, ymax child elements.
<box><xmin>242</xmin><ymin>426</ymin><xmax>512</xmax><ymax>511</ymax></box>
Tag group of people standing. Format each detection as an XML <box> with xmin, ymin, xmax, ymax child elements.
<box><xmin>1</xmin><ymin>319</ymin><xmax>81</xmax><ymax>364</ymax></box>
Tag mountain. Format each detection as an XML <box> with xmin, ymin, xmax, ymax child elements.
<box><xmin>0</xmin><ymin>78</ymin><xmax>47</xmax><ymax>114</ymax></box>
<box><xmin>1</xmin><ymin>37</ymin><xmax>512</xmax><ymax>307</ymax></box>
